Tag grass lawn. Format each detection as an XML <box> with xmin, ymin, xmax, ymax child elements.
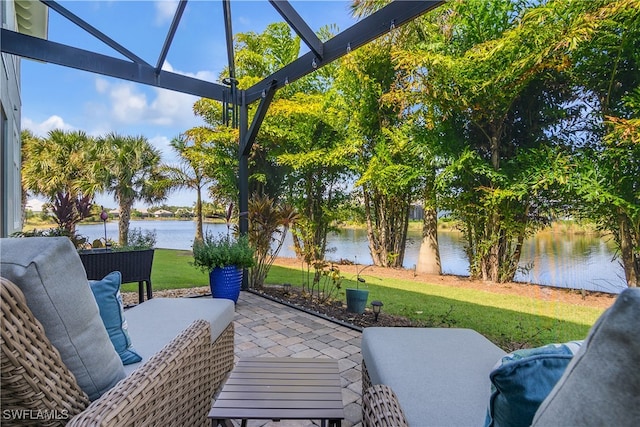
<box><xmin>135</xmin><ymin>249</ymin><xmax>606</xmax><ymax>350</ymax></box>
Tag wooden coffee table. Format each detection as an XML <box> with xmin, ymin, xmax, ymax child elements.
<box><xmin>209</xmin><ymin>357</ymin><xmax>344</xmax><ymax>427</ymax></box>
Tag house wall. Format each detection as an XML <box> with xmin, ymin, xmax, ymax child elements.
<box><xmin>1</xmin><ymin>0</ymin><xmax>23</xmax><ymax>237</ymax></box>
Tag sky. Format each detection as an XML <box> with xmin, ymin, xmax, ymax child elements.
<box><xmin>22</xmin><ymin>0</ymin><xmax>359</xmax><ymax>209</ymax></box>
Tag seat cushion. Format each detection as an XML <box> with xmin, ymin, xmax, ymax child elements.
<box><xmin>532</xmin><ymin>288</ymin><xmax>640</xmax><ymax>426</ymax></box>
<box><xmin>122</xmin><ymin>296</ymin><xmax>235</xmax><ymax>375</ymax></box>
<box><xmin>89</xmin><ymin>271</ymin><xmax>142</xmax><ymax>365</ymax></box>
<box><xmin>362</xmin><ymin>327</ymin><xmax>506</xmax><ymax>427</ymax></box>
<box><xmin>0</xmin><ymin>237</ymin><xmax>125</xmax><ymax>401</ymax></box>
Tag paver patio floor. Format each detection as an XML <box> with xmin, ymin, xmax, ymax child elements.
<box><xmin>229</xmin><ymin>291</ymin><xmax>363</xmax><ymax>427</ymax></box>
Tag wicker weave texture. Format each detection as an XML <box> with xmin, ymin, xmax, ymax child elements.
<box><xmin>362</xmin><ymin>360</ymin><xmax>372</xmax><ymax>394</ymax></box>
<box><xmin>67</xmin><ymin>321</ymin><xmax>234</xmax><ymax>427</ymax></box>
<box><xmin>362</xmin><ymin>384</ymin><xmax>409</xmax><ymax>427</ymax></box>
<box><xmin>1</xmin><ymin>277</ymin><xmax>91</xmax><ymax>427</ymax></box>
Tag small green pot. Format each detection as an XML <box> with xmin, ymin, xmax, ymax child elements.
<box><xmin>345</xmin><ymin>288</ymin><xmax>369</xmax><ymax>314</ymax></box>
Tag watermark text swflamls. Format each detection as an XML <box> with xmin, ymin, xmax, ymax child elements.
<box><xmin>2</xmin><ymin>409</ymin><xmax>70</xmax><ymax>421</ymax></box>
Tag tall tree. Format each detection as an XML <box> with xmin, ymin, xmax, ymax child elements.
<box><xmin>263</xmin><ymin>92</ymin><xmax>350</xmax><ymax>262</ymax></box>
<box><xmin>568</xmin><ymin>1</ymin><xmax>640</xmax><ymax>286</ymax></box>
<box><xmin>96</xmin><ymin>133</ymin><xmax>168</xmax><ymax>245</ymax></box>
<box><xmin>164</xmin><ymin>135</ymin><xmax>214</xmax><ymax>244</ymax></box>
<box><xmin>393</xmin><ymin>0</ymin><xmax>607</xmax><ymax>282</ymax></box>
<box><xmin>165</xmin><ymin>96</ymin><xmax>239</xmax><ymax>245</ymax></box>
<box><xmin>21</xmin><ymin>129</ymin><xmax>98</xmax><ymax>233</ymax></box>
<box><xmin>337</xmin><ymin>40</ymin><xmax>420</xmax><ymax>268</ymax></box>
<box><xmin>190</xmin><ymin>22</ymin><xmax>348</xmax><ymax>264</ymax></box>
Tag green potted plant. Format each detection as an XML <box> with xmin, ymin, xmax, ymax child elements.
<box><xmin>192</xmin><ymin>231</ymin><xmax>255</xmax><ymax>303</ymax></box>
<box><xmin>346</xmin><ymin>258</ymin><xmax>370</xmax><ymax>314</ymax></box>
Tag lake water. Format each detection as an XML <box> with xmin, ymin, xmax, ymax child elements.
<box><xmin>77</xmin><ymin>220</ymin><xmax>627</xmax><ymax>294</ymax></box>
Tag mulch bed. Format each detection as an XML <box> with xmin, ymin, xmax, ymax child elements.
<box><xmin>253</xmin><ymin>285</ymin><xmax>421</xmax><ymax>329</ymax></box>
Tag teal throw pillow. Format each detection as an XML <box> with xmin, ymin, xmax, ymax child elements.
<box><xmin>485</xmin><ymin>341</ymin><xmax>583</xmax><ymax>427</ymax></box>
<box><xmin>89</xmin><ymin>271</ymin><xmax>142</xmax><ymax>365</ymax></box>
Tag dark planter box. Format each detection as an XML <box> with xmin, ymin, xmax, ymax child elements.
<box><xmin>79</xmin><ymin>249</ymin><xmax>154</xmax><ymax>304</ymax></box>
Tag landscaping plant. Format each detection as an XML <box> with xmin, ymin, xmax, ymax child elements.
<box><xmin>247</xmin><ymin>194</ymin><xmax>298</xmax><ymax>288</ymax></box>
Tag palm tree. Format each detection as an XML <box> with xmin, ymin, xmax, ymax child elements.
<box><xmin>96</xmin><ymin>133</ymin><xmax>168</xmax><ymax>245</ymax></box>
<box><xmin>21</xmin><ymin>129</ymin><xmax>99</xmax><ymax>233</ymax></box>
<box><xmin>163</xmin><ymin>134</ymin><xmax>213</xmax><ymax>244</ymax></box>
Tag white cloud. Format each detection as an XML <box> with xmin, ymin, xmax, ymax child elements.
<box><xmin>154</xmin><ymin>0</ymin><xmax>179</xmax><ymax>25</ymax></box>
<box><xmin>161</xmin><ymin>62</ymin><xmax>216</xmax><ymax>82</ymax></box>
<box><xmin>22</xmin><ymin>115</ymin><xmax>74</xmax><ymax>137</ymax></box>
<box><xmin>109</xmin><ymin>84</ymin><xmax>148</xmax><ymax>124</ymax></box>
<box><xmin>93</xmin><ymin>61</ymin><xmax>211</xmax><ymax>129</ymax></box>
<box><xmin>95</xmin><ymin>78</ymin><xmax>110</xmax><ymax>94</ymax></box>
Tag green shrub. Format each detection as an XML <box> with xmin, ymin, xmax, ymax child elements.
<box><xmin>114</xmin><ymin>227</ymin><xmax>157</xmax><ymax>250</ymax></box>
<box><xmin>192</xmin><ymin>232</ymin><xmax>255</xmax><ymax>272</ymax></box>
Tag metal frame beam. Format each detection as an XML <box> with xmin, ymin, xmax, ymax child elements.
<box><xmin>241</xmin><ymin>80</ymin><xmax>278</xmax><ymax>156</ymax></box>
<box><xmin>269</xmin><ymin>0</ymin><xmax>323</xmax><ymax>59</ymax></box>
<box><xmin>156</xmin><ymin>0</ymin><xmax>188</xmax><ymax>73</ymax></box>
<box><xmin>2</xmin><ymin>0</ymin><xmax>447</xmax><ymax>255</ymax></box>
<box><xmin>42</xmin><ymin>0</ymin><xmax>150</xmax><ymax>66</ymax></box>
<box><xmin>246</xmin><ymin>0</ymin><xmax>444</xmax><ymax>103</ymax></box>
<box><xmin>1</xmin><ymin>29</ymin><xmax>226</xmax><ymax>100</ymax></box>
<box><xmin>223</xmin><ymin>0</ymin><xmax>237</xmax><ymax>80</ymax></box>
<box><xmin>2</xmin><ymin>0</ymin><xmax>444</xmax><ymax>105</ymax></box>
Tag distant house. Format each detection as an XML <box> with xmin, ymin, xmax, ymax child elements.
<box><xmin>153</xmin><ymin>209</ymin><xmax>173</xmax><ymax>218</ymax></box>
<box><xmin>109</xmin><ymin>209</ymin><xmax>121</xmax><ymax>218</ymax></box>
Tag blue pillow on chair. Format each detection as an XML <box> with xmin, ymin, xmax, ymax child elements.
<box><xmin>89</xmin><ymin>271</ymin><xmax>142</xmax><ymax>365</ymax></box>
<box><xmin>485</xmin><ymin>341</ymin><xmax>582</xmax><ymax>427</ymax></box>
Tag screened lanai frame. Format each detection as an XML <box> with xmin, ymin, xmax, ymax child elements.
<box><xmin>2</xmin><ymin>0</ymin><xmax>444</xmax><ymax>286</ymax></box>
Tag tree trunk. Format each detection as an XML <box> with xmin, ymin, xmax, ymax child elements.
<box><xmin>417</xmin><ymin>206</ymin><xmax>442</xmax><ymax>275</ymax></box>
<box><xmin>118</xmin><ymin>195</ymin><xmax>134</xmax><ymax>246</ymax></box>
<box><xmin>363</xmin><ymin>184</ymin><xmax>411</xmax><ymax>268</ymax></box>
<box><xmin>481</xmin><ymin>212</ymin><xmax>502</xmax><ymax>282</ymax></box>
<box><xmin>417</xmin><ymin>175</ymin><xmax>441</xmax><ymax>275</ymax></box>
<box><xmin>194</xmin><ymin>185</ymin><xmax>204</xmax><ymax>244</ymax></box>
<box><xmin>483</xmin><ymin>130</ymin><xmax>502</xmax><ymax>282</ymax></box>
<box><xmin>363</xmin><ymin>185</ymin><xmax>382</xmax><ymax>266</ymax></box>
<box><xmin>618</xmin><ymin>210</ymin><xmax>639</xmax><ymax>287</ymax></box>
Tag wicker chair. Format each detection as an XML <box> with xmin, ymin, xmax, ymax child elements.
<box><xmin>362</xmin><ymin>361</ymin><xmax>409</xmax><ymax>427</ymax></box>
<box><xmin>1</xmin><ymin>278</ymin><xmax>234</xmax><ymax>426</ymax></box>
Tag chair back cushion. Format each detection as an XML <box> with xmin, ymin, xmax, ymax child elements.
<box><xmin>532</xmin><ymin>288</ymin><xmax>640</xmax><ymax>426</ymax></box>
<box><xmin>1</xmin><ymin>277</ymin><xmax>91</xmax><ymax>420</ymax></box>
<box><xmin>0</xmin><ymin>237</ymin><xmax>125</xmax><ymax>400</ymax></box>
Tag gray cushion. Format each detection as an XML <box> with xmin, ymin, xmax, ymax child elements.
<box><xmin>0</xmin><ymin>237</ymin><xmax>125</xmax><ymax>400</ymax></box>
<box><xmin>362</xmin><ymin>327</ymin><xmax>506</xmax><ymax>427</ymax></box>
<box><xmin>532</xmin><ymin>288</ymin><xmax>640</xmax><ymax>426</ymax></box>
<box><xmin>122</xmin><ymin>296</ymin><xmax>235</xmax><ymax>375</ymax></box>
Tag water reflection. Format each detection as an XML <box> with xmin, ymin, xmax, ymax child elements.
<box><xmin>77</xmin><ymin>220</ymin><xmax>627</xmax><ymax>293</ymax></box>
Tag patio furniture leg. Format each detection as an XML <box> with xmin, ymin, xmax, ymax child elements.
<box><xmin>146</xmin><ymin>279</ymin><xmax>153</xmax><ymax>300</ymax></box>
<box><xmin>138</xmin><ymin>281</ymin><xmax>144</xmax><ymax>304</ymax></box>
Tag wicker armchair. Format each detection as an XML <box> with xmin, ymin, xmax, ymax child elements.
<box><xmin>1</xmin><ymin>278</ymin><xmax>234</xmax><ymax>426</ymax></box>
<box><xmin>362</xmin><ymin>361</ymin><xmax>409</xmax><ymax>427</ymax></box>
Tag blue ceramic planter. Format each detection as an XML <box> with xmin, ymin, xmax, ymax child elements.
<box><xmin>209</xmin><ymin>266</ymin><xmax>243</xmax><ymax>303</ymax></box>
